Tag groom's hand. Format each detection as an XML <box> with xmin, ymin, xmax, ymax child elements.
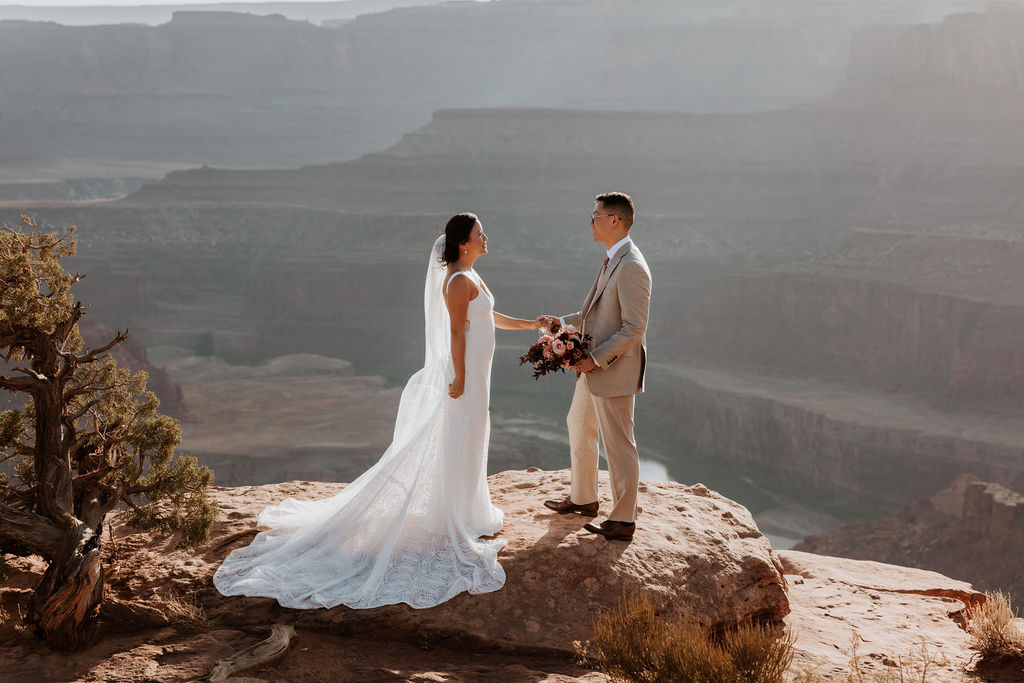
<box><xmin>574</xmin><ymin>355</ymin><xmax>597</xmax><ymax>373</ymax></box>
<box><xmin>537</xmin><ymin>315</ymin><xmax>559</xmax><ymax>331</ymax></box>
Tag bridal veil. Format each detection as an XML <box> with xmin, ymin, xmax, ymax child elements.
<box><xmin>213</xmin><ymin>235</ymin><xmax>506</xmax><ymax>609</ymax></box>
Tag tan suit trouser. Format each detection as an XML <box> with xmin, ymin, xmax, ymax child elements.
<box><xmin>566</xmin><ymin>374</ymin><xmax>639</xmax><ymax>523</ymax></box>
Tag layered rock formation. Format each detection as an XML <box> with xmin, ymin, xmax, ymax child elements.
<box><xmin>779</xmin><ymin>550</ymin><xmax>984</xmax><ymax>680</ymax></box>
<box><xmin>0</xmin><ymin>0</ymin><xmax>987</xmax><ymax>181</ymax></box>
<box><xmin>9</xmin><ymin>5</ymin><xmax>1024</xmax><ymax>525</ymax></box>
<box><xmin>644</xmin><ymin>362</ymin><xmax>1024</xmax><ymax>509</ymax></box>
<box><xmin>797</xmin><ymin>474</ymin><xmax>1024</xmax><ymax>606</ymax></box>
<box><xmin>673</xmin><ymin>230</ymin><xmax>1024</xmax><ymax>408</ymax></box>
<box><xmin>847</xmin><ymin>5</ymin><xmax>1024</xmax><ymax>94</ymax></box>
<box><xmin>0</xmin><ymin>472</ymin><xmax>990</xmax><ymax>681</ymax></box>
<box><xmin>0</xmin><ymin>0</ymin><xmax>440</xmax><ymax>27</ymax></box>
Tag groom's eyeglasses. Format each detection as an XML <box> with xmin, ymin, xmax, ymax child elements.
<box><xmin>590</xmin><ymin>214</ymin><xmax>616</xmax><ymax>224</ymax></box>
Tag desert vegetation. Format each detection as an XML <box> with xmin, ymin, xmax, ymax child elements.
<box><xmin>0</xmin><ymin>217</ymin><xmax>216</xmax><ymax>649</ymax></box>
<box><xmin>967</xmin><ymin>590</ymin><xmax>1024</xmax><ymax>665</ymax></box>
<box><xmin>575</xmin><ymin>591</ymin><xmax>794</xmax><ymax>683</ymax></box>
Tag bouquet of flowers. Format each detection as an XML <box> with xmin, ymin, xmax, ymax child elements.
<box><xmin>519</xmin><ymin>322</ymin><xmax>593</xmax><ymax>379</ymax></box>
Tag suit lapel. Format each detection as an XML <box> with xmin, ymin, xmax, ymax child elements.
<box><xmin>579</xmin><ymin>265</ymin><xmax>604</xmax><ymax>317</ymax></box>
<box><xmin>583</xmin><ymin>243</ymin><xmax>630</xmax><ymax>318</ymax></box>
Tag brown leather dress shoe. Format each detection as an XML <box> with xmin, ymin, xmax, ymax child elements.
<box><xmin>543</xmin><ymin>497</ymin><xmax>599</xmax><ymax>517</ymax></box>
<box><xmin>583</xmin><ymin>519</ymin><xmax>636</xmax><ymax>541</ymax></box>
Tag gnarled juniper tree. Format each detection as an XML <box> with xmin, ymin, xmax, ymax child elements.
<box><xmin>0</xmin><ymin>216</ymin><xmax>216</xmax><ymax>649</ymax></box>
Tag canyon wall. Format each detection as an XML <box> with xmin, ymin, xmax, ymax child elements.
<box><xmin>847</xmin><ymin>6</ymin><xmax>1024</xmax><ymax>92</ymax></box>
<box><xmin>645</xmin><ymin>363</ymin><xmax>1024</xmax><ymax>509</ymax></box>
<box><xmin>797</xmin><ymin>474</ymin><xmax>1024</xmax><ymax>604</ymax></box>
<box><xmin>0</xmin><ymin>0</ymin><xmax>439</xmax><ymax>26</ymax></box>
<box><xmin>672</xmin><ymin>232</ymin><xmax>1024</xmax><ymax>411</ymax></box>
<box><xmin>9</xmin><ymin>6</ymin><xmax>1024</xmax><ymax>515</ymax></box>
<box><xmin>0</xmin><ymin>0</ymin><xmax>990</xmax><ymax>180</ymax></box>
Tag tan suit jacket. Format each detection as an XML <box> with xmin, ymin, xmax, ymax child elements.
<box><xmin>564</xmin><ymin>241</ymin><xmax>651</xmax><ymax>397</ymax></box>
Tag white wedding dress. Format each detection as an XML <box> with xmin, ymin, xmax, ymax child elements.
<box><xmin>213</xmin><ymin>236</ymin><xmax>506</xmax><ymax>609</ymax></box>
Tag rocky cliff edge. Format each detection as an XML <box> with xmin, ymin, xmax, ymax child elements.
<box><xmin>0</xmin><ymin>469</ymin><xmax>989</xmax><ymax>681</ymax></box>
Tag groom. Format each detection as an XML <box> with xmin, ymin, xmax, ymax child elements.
<box><xmin>541</xmin><ymin>191</ymin><xmax>652</xmax><ymax>541</ymax></box>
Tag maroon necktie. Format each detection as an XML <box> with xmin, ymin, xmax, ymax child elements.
<box><xmin>599</xmin><ymin>254</ymin><xmax>610</xmax><ymax>278</ymax></box>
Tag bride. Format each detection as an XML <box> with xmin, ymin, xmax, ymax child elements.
<box><xmin>213</xmin><ymin>213</ymin><xmax>544</xmax><ymax>609</ymax></box>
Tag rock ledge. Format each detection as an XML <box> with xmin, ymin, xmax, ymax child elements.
<box><xmin>116</xmin><ymin>468</ymin><xmax>790</xmax><ymax>654</ymax></box>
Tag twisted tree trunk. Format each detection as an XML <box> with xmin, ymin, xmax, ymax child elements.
<box><xmin>2</xmin><ymin>222</ymin><xmax>211</xmax><ymax>652</ymax></box>
<box><xmin>27</xmin><ymin>522</ymin><xmax>105</xmax><ymax>650</ymax></box>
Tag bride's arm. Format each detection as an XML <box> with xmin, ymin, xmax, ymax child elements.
<box><xmin>446</xmin><ymin>276</ymin><xmax>474</xmax><ymax>398</ymax></box>
<box><xmin>493</xmin><ymin>311</ymin><xmax>544</xmax><ymax>331</ymax></box>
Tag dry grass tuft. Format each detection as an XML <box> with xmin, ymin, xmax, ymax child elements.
<box><xmin>792</xmin><ymin>631</ymin><xmax>950</xmax><ymax>683</ymax></box>
<box><xmin>967</xmin><ymin>590</ymin><xmax>1024</xmax><ymax>660</ymax></box>
<box><xmin>576</xmin><ymin>591</ymin><xmax>793</xmax><ymax>683</ymax></box>
<box><xmin>164</xmin><ymin>590</ymin><xmax>217</xmax><ymax>632</ymax></box>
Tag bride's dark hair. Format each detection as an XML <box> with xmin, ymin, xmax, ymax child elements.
<box><xmin>439</xmin><ymin>212</ymin><xmax>478</xmax><ymax>267</ymax></box>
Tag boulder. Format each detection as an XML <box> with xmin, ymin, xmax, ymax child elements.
<box><xmin>779</xmin><ymin>550</ymin><xmax>984</xmax><ymax>681</ymax></box>
<box><xmin>110</xmin><ymin>468</ymin><xmax>789</xmax><ymax>654</ymax></box>
<box><xmin>797</xmin><ymin>474</ymin><xmax>1024</xmax><ymax>606</ymax></box>
<box><xmin>2</xmin><ymin>474</ymin><xmax>1002</xmax><ymax>681</ymax></box>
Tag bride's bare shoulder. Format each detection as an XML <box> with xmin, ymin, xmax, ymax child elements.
<box><xmin>445</xmin><ymin>271</ymin><xmax>480</xmax><ymax>301</ymax></box>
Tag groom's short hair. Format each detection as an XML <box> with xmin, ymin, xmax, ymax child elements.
<box><xmin>596</xmin><ymin>192</ymin><xmax>634</xmax><ymax>230</ymax></box>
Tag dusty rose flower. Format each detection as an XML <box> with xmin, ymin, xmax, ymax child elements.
<box><xmin>543</xmin><ymin>346</ymin><xmax>555</xmax><ymax>360</ymax></box>
<box><xmin>551</xmin><ymin>339</ymin><xmax>567</xmax><ymax>356</ymax></box>
<box><xmin>565</xmin><ymin>341</ymin><xmax>575</xmax><ymax>351</ymax></box>
<box><xmin>540</xmin><ymin>335</ymin><xmax>554</xmax><ymax>344</ymax></box>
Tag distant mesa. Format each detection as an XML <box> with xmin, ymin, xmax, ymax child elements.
<box><xmin>168</xmin><ymin>10</ymin><xmax>300</xmax><ymax>26</ymax></box>
<box><xmin>0</xmin><ymin>0</ymin><xmax>994</xmax><ymax>177</ymax></box>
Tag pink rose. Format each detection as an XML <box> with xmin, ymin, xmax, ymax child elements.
<box><xmin>543</xmin><ymin>347</ymin><xmax>555</xmax><ymax>360</ymax></box>
<box><xmin>551</xmin><ymin>339</ymin><xmax>567</xmax><ymax>356</ymax></box>
<box><xmin>540</xmin><ymin>335</ymin><xmax>554</xmax><ymax>344</ymax></box>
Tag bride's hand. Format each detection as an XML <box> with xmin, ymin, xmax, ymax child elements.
<box><xmin>448</xmin><ymin>375</ymin><xmax>465</xmax><ymax>399</ymax></box>
<box><xmin>535</xmin><ymin>315</ymin><xmax>558</xmax><ymax>331</ymax></box>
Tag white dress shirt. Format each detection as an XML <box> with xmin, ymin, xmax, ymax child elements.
<box><xmin>604</xmin><ymin>236</ymin><xmax>632</xmax><ymax>261</ymax></box>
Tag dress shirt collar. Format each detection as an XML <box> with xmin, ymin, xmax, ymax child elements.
<box><xmin>606</xmin><ymin>235</ymin><xmax>632</xmax><ymax>260</ymax></box>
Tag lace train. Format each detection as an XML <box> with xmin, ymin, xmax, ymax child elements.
<box><xmin>213</xmin><ymin>253</ymin><xmax>505</xmax><ymax>610</ymax></box>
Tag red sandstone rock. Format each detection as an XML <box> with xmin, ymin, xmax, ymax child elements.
<box><xmin>0</xmin><ymin>470</ymin><xmax>1001</xmax><ymax>681</ymax></box>
<box><xmin>796</xmin><ymin>474</ymin><xmax>1024</xmax><ymax>607</ymax></box>
<box><xmin>779</xmin><ymin>550</ymin><xmax>984</xmax><ymax>681</ymax></box>
<box><xmin>113</xmin><ymin>469</ymin><xmax>789</xmax><ymax>652</ymax></box>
